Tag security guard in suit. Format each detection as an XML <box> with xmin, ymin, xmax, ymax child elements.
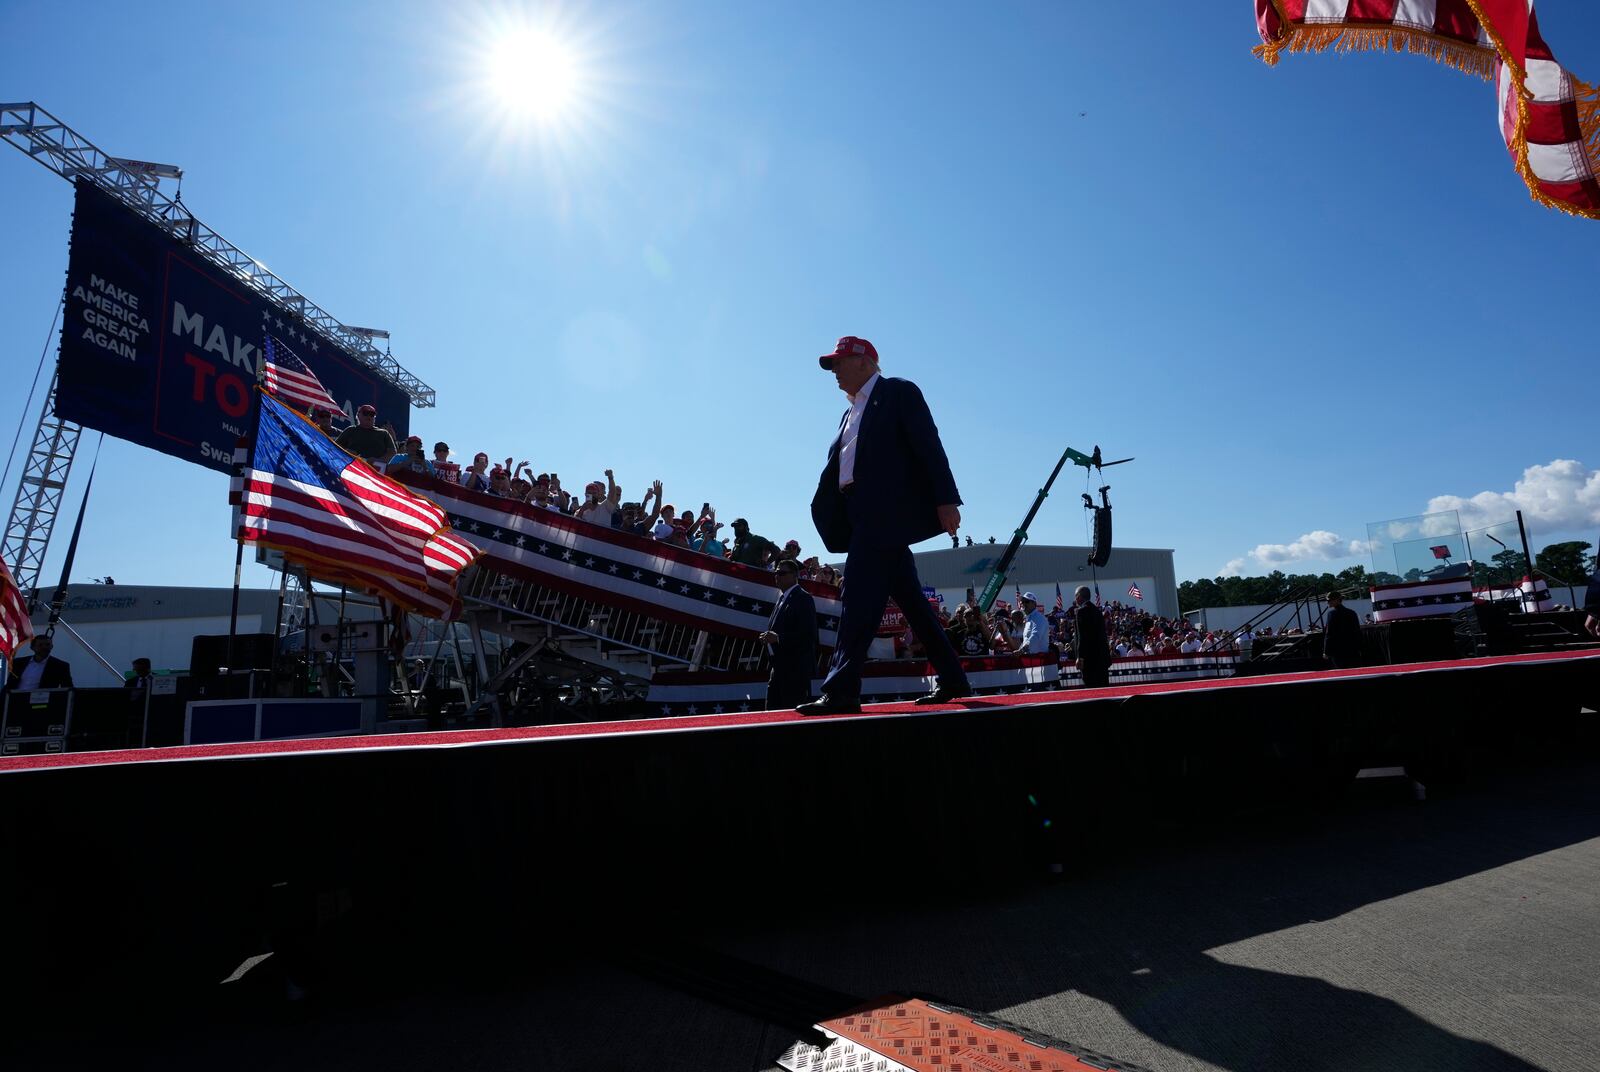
<box><xmin>759</xmin><ymin>558</ymin><xmax>817</xmax><ymax>710</ymax></box>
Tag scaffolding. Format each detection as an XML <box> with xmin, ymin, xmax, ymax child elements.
<box><xmin>1</xmin><ymin>100</ymin><xmax>435</xmax><ymax>598</ymax></box>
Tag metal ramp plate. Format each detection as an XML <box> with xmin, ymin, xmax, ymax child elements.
<box><xmin>778</xmin><ymin>996</ymin><xmax>1151</xmax><ymax>1072</ymax></box>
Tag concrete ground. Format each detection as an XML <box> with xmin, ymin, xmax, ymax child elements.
<box><xmin>16</xmin><ymin>756</ymin><xmax>1600</xmax><ymax>1072</ymax></box>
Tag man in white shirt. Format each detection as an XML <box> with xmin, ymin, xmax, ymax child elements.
<box><xmin>8</xmin><ymin>634</ymin><xmax>73</xmax><ymax>691</ymax></box>
<box><xmin>1017</xmin><ymin>593</ymin><xmax>1051</xmax><ymax>654</ymax></box>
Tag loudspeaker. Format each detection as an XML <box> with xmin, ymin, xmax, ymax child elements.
<box><xmin>190</xmin><ymin>633</ymin><xmax>275</xmax><ymax>678</ymax></box>
<box><xmin>1088</xmin><ymin>506</ymin><xmax>1112</xmax><ymax>568</ymax></box>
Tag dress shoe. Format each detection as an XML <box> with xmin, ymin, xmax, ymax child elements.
<box><xmin>913</xmin><ymin>683</ymin><xmax>972</xmax><ymax>705</ymax></box>
<box><xmin>794</xmin><ymin>695</ymin><xmax>861</xmax><ymax>716</ymax></box>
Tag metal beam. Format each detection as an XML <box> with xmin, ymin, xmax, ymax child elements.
<box><xmin>1</xmin><ymin>373</ymin><xmax>80</xmax><ymax>598</ymax></box>
<box><xmin>0</xmin><ymin>100</ymin><xmax>434</xmax><ymax>407</ymax></box>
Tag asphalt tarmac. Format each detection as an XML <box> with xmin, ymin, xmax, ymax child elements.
<box><xmin>15</xmin><ymin>753</ymin><xmax>1600</xmax><ymax>1072</ymax></box>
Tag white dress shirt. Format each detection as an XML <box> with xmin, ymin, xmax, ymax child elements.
<box><xmin>836</xmin><ymin>372</ymin><xmax>880</xmax><ymax>490</ymax></box>
<box><xmin>18</xmin><ymin>657</ymin><xmax>47</xmax><ymax>691</ymax></box>
<box><xmin>1019</xmin><ymin>609</ymin><xmax>1050</xmax><ymax>654</ymax></box>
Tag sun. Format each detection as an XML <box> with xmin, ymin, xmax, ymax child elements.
<box><xmin>485</xmin><ymin>27</ymin><xmax>579</xmax><ymax>122</ymax></box>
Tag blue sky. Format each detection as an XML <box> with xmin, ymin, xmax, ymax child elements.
<box><xmin>3</xmin><ymin>0</ymin><xmax>1598</xmax><ymax>594</ymax></box>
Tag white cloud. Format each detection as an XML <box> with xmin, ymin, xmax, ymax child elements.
<box><xmin>1215</xmin><ymin>459</ymin><xmax>1600</xmax><ymax>579</ymax></box>
<box><xmin>1426</xmin><ymin>459</ymin><xmax>1600</xmax><ymax>535</ymax></box>
<box><xmin>1218</xmin><ymin>530</ymin><xmax>1357</xmax><ymax>576</ymax></box>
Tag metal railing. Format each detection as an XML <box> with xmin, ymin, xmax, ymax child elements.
<box><xmin>460</xmin><ymin>565</ymin><xmax>769</xmax><ymax>675</ymax></box>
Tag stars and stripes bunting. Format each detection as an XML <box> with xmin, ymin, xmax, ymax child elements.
<box><xmin>262</xmin><ymin>334</ymin><xmax>344</xmax><ymax>416</ymax></box>
<box><xmin>389</xmin><ymin>470</ymin><xmax>845</xmax><ymax>646</ymax></box>
<box><xmin>0</xmin><ymin>555</ymin><xmax>34</xmax><ymax>661</ymax></box>
<box><xmin>234</xmin><ymin>392</ymin><xmax>479</xmax><ymax>618</ymax></box>
<box><xmin>1254</xmin><ymin>0</ymin><xmax>1600</xmax><ymax>219</ymax></box>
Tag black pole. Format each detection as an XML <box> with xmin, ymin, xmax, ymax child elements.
<box><xmin>226</xmin><ymin>398</ymin><xmax>263</xmax><ymax>678</ymax></box>
<box><xmin>1515</xmin><ymin>509</ymin><xmax>1536</xmax><ymax>613</ymax></box>
<box><xmin>45</xmin><ymin>436</ymin><xmax>102</xmax><ymax>635</ymax></box>
<box><xmin>225</xmin><ymin>538</ymin><xmax>245</xmax><ymax>674</ymax></box>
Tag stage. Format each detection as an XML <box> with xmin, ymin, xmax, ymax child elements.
<box><xmin>3</xmin><ymin>649</ymin><xmax>1597</xmax><ymax>1016</ymax></box>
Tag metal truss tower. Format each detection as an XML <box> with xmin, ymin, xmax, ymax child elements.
<box><xmin>0</xmin><ymin>100</ymin><xmax>436</xmax><ymax>596</ymax></box>
<box><xmin>1</xmin><ymin>374</ymin><xmax>80</xmax><ymax>597</ymax></box>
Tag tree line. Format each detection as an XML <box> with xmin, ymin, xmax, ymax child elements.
<box><xmin>1178</xmin><ymin>540</ymin><xmax>1593</xmax><ymax>612</ymax></box>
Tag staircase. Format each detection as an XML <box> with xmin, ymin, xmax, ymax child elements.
<box><xmin>458</xmin><ymin>563</ymin><xmax>769</xmax><ymax>681</ymax></box>
<box><xmin>1460</xmin><ymin>603</ymin><xmax>1598</xmax><ymax>656</ymax></box>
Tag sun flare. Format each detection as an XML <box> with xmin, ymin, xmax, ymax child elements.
<box><xmin>485</xmin><ymin>27</ymin><xmax>579</xmax><ymax>122</ymax></box>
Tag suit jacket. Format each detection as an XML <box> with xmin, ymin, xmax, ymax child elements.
<box><xmin>810</xmin><ymin>377</ymin><xmax>961</xmax><ymax>554</ymax></box>
<box><xmin>767</xmin><ymin>585</ymin><xmax>818</xmax><ymax>684</ymax></box>
<box><xmin>7</xmin><ymin>654</ymin><xmax>74</xmax><ymax>691</ymax></box>
<box><xmin>1072</xmin><ymin>602</ymin><xmax>1110</xmax><ymax>668</ymax></box>
<box><xmin>1323</xmin><ymin>605</ymin><xmax>1362</xmax><ymax>663</ymax></box>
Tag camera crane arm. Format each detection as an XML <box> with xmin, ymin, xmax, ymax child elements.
<box><xmin>973</xmin><ymin>445</ymin><xmax>1133</xmax><ymax>613</ymax></box>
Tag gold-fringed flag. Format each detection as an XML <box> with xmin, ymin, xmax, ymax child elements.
<box><xmin>1254</xmin><ymin>1</ymin><xmax>1600</xmax><ymax>219</ymax></box>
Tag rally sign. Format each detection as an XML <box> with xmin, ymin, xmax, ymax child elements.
<box><xmin>56</xmin><ymin>180</ymin><xmax>410</xmax><ymax>474</ymax></box>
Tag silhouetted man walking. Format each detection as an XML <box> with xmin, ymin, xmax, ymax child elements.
<box><xmin>799</xmin><ymin>337</ymin><xmax>970</xmax><ymax>715</ymax></box>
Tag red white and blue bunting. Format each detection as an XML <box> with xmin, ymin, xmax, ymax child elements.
<box><xmin>391</xmin><ymin>473</ymin><xmax>843</xmax><ymax>645</ymax></box>
<box><xmin>1371</xmin><ymin>577</ymin><xmax>1475</xmax><ymax>622</ymax></box>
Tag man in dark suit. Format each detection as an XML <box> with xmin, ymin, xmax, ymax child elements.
<box><xmin>7</xmin><ymin>634</ymin><xmax>73</xmax><ymax>691</ymax></box>
<box><xmin>758</xmin><ymin>558</ymin><xmax>818</xmax><ymax>710</ymax></box>
<box><xmin>125</xmin><ymin>657</ymin><xmax>154</xmax><ymax>690</ymax></box>
<box><xmin>799</xmin><ymin>336</ymin><xmax>970</xmax><ymax>716</ymax></box>
<box><xmin>1323</xmin><ymin>590</ymin><xmax>1362</xmax><ymax>669</ymax></box>
<box><xmin>1071</xmin><ymin>586</ymin><xmax>1111</xmax><ymax>688</ymax></box>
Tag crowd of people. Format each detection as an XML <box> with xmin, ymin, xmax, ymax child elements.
<box><xmin>315</xmin><ymin>404</ymin><xmax>1322</xmax><ymax>664</ymax></box>
<box><xmin>319</xmin><ymin>403</ymin><xmax>839</xmax><ymax>582</ymax></box>
<box><xmin>885</xmin><ymin>595</ymin><xmax>1248</xmax><ymax>664</ymax></box>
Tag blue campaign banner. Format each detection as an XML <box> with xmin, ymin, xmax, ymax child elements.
<box><xmin>56</xmin><ymin>180</ymin><xmax>410</xmax><ymax>474</ymax></box>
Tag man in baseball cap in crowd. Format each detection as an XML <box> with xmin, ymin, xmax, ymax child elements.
<box><xmin>1016</xmin><ymin>593</ymin><xmax>1051</xmax><ymax>655</ymax></box>
<box><xmin>335</xmin><ymin>403</ymin><xmax>396</xmax><ymax>465</ymax></box>
<box><xmin>799</xmin><ymin>336</ymin><xmax>971</xmax><ymax>715</ymax></box>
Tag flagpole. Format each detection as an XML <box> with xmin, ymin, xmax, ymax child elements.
<box><xmin>1516</xmin><ymin>509</ymin><xmax>1536</xmax><ymax>614</ymax></box>
<box><xmin>226</xmin><ymin>390</ymin><xmax>264</xmax><ymax>682</ymax></box>
<box><xmin>45</xmin><ymin>434</ymin><xmax>103</xmax><ymax>637</ymax></box>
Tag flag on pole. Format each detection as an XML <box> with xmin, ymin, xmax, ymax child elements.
<box><xmin>1054</xmin><ymin>582</ymin><xmax>1064</xmax><ymax>613</ymax></box>
<box><xmin>263</xmin><ymin>334</ymin><xmax>344</xmax><ymax>416</ymax></box>
<box><xmin>1014</xmin><ymin>584</ymin><xmax>1024</xmax><ymax>607</ymax></box>
<box><xmin>1127</xmin><ymin>581</ymin><xmax>1143</xmax><ymax>600</ymax></box>
<box><xmin>1430</xmin><ymin>544</ymin><xmax>1454</xmax><ymax>560</ymax></box>
<box><xmin>0</xmin><ymin>555</ymin><xmax>34</xmax><ymax>660</ymax></box>
<box><xmin>1253</xmin><ymin>0</ymin><xmax>1600</xmax><ymax>219</ymax></box>
<box><xmin>234</xmin><ymin>392</ymin><xmax>480</xmax><ymax>618</ymax></box>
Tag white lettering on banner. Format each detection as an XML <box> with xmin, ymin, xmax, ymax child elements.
<box><xmin>200</xmin><ymin>441</ymin><xmax>235</xmax><ymax>465</ymax></box>
<box><xmin>69</xmin><ymin>273</ymin><xmax>150</xmax><ymax>362</ymax></box>
<box><xmin>89</xmin><ymin>274</ymin><xmax>139</xmax><ymax>310</ymax></box>
<box><xmin>172</xmin><ymin>303</ymin><xmax>261</xmax><ymax>375</ymax></box>
<box><xmin>173</xmin><ymin>301</ymin><xmax>205</xmax><ymax>344</ymax></box>
<box><xmin>79</xmin><ymin>325</ymin><xmax>136</xmax><ymax>360</ymax></box>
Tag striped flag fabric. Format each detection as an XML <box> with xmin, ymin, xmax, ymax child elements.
<box><xmin>263</xmin><ymin>334</ymin><xmax>344</xmax><ymax>416</ymax></box>
<box><xmin>234</xmin><ymin>392</ymin><xmax>480</xmax><ymax>618</ymax></box>
<box><xmin>1254</xmin><ymin>0</ymin><xmax>1600</xmax><ymax>219</ymax></box>
<box><xmin>0</xmin><ymin>555</ymin><xmax>34</xmax><ymax>661</ymax></box>
<box><xmin>1127</xmin><ymin>581</ymin><xmax>1143</xmax><ymax>600</ymax></box>
<box><xmin>1054</xmin><ymin>582</ymin><xmax>1064</xmax><ymax>613</ymax></box>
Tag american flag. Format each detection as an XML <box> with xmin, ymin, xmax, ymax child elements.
<box><xmin>1127</xmin><ymin>581</ymin><xmax>1143</xmax><ymax>600</ymax></box>
<box><xmin>263</xmin><ymin>334</ymin><xmax>343</xmax><ymax>416</ymax></box>
<box><xmin>0</xmin><ymin>555</ymin><xmax>34</xmax><ymax>660</ymax></box>
<box><xmin>234</xmin><ymin>392</ymin><xmax>480</xmax><ymax>618</ymax></box>
<box><xmin>1254</xmin><ymin>0</ymin><xmax>1599</xmax><ymax>219</ymax></box>
<box><xmin>1054</xmin><ymin>582</ymin><xmax>1064</xmax><ymax>613</ymax></box>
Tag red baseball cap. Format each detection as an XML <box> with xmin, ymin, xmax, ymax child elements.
<box><xmin>818</xmin><ymin>336</ymin><xmax>878</xmax><ymax>370</ymax></box>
